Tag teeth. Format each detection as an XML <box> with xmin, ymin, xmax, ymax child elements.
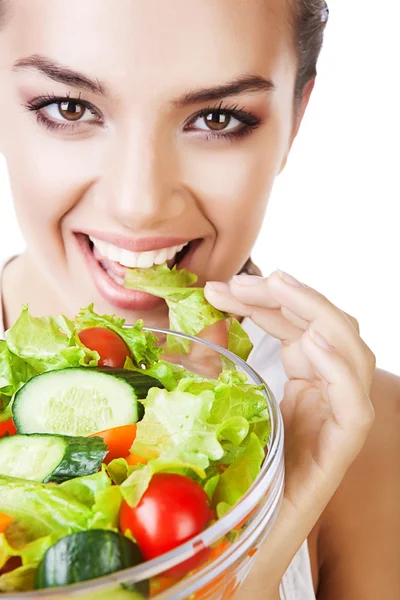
<box><xmin>90</xmin><ymin>236</ymin><xmax>189</xmax><ymax>269</ymax></box>
<box><xmin>154</xmin><ymin>248</ymin><xmax>167</xmax><ymax>265</ymax></box>
<box><xmin>137</xmin><ymin>251</ymin><xmax>156</xmax><ymax>269</ymax></box>
<box><xmin>106</xmin><ymin>268</ymin><xmax>125</xmax><ymax>286</ymax></box>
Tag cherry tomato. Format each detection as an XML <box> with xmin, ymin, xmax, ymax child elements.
<box><xmin>89</xmin><ymin>424</ymin><xmax>137</xmax><ymax>463</ymax></box>
<box><xmin>0</xmin><ymin>420</ymin><xmax>16</xmax><ymax>438</ymax></box>
<box><xmin>78</xmin><ymin>327</ymin><xmax>131</xmax><ymax>368</ymax></box>
<box><xmin>119</xmin><ymin>473</ymin><xmax>214</xmax><ymax>576</ymax></box>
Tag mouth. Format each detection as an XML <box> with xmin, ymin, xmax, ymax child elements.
<box><xmin>75</xmin><ymin>233</ymin><xmax>201</xmax><ymax>311</ymax></box>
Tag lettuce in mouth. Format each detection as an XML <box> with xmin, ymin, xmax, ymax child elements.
<box><xmin>125</xmin><ymin>264</ymin><xmax>253</xmax><ymax>359</ymax></box>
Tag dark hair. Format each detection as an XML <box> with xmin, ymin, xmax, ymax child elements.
<box><xmin>240</xmin><ymin>1</ymin><xmax>329</xmax><ymax>276</ymax></box>
<box><xmin>294</xmin><ymin>0</ymin><xmax>329</xmax><ymax>98</ymax></box>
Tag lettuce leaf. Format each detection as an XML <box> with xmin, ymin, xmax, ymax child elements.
<box><xmin>124</xmin><ymin>356</ymin><xmax>187</xmax><ymax>391</ymax></box>
<box><xmin>0</xmin><ymin>471</ymin><xmax>121</xmax><ymax>569</ymax></box>
<box><xmin>125</xmin><ymin>263</ymin><xmax>197</xmax><ymax>289</ymax></box>
<box><xmin>178</xmin><ymin>370</ymin><xmax>268</xmax><ymax>424</ymax></box>
<box><xmin>213</xmin><ymin>432</ymin><xmax>265</xmax><ymax>511</ymax></box>
<box><xmin>5</xmin><ymin>306</ymin><xmax>99</xmax><ymax>373</ymax></box>
<box><xmin>120</xmin><ymin>373</ymin><xmax>270</xmax><ymax>506</ymax></box>
<box><xmin>0</xmin><ymin>477</ymin><xmax>92</xmax><ymax>542</ymax></box>
<box><xmin>131</xmin><ymin>388</ymin><xmax>224</xmax><ymax>469</ymax></box>
<box><xmin>125</xmin><ymin>264</ymin><xmax>253</xmax><ymax>359</ymax></box>
<box><xmin>75</xmin><ymin>304</ymin><xmax>161</xmax><ymax>367</ymax></box>
<box><xmin>227</xmin><ymin>317</ymin><xmax>254</xmax><ymax>362</ymax></box>
<box><xmin>0</xmin><ymin>341</ymin><xmax>36</xmax><ymax>421</ymax></box>
<box><xmin>0</xmin><ymin>564</ymin><xmax>36</xmax><ymax>593</ymax></box>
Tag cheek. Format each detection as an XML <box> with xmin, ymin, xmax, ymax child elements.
<box><xmin>4</xmin><ymin>115</ymin><xmax>98</xmax><ymax>250</ymax></box>
<box><xmin>181</xmin><ymin>122</ymin><xmax>284</xmax><ymax>264</ymax></box>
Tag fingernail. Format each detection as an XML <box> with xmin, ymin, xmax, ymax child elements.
<box><xmin>309</xmin><ymin>327</ymin><xmax>334</xmax><ymax>350</ymax></box>
<box><xmin>277</xmin><ymin>269</ymin><xmax>305</xmax><ymax>288</ymax></box>
<box><xmin>205</xmin><ymin>281</ymin><xmax>231</xmax><ymax>293</ymax></box>
<box><xmin>232</xmin><ymin>274</ymin><xmax>263</xmax><ymax>286</ymax></box>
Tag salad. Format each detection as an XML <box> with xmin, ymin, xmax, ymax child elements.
<box><xmin>0</xmin><ymin>265</ymin><xmax>271</xmax><ymax>597</ymax></box>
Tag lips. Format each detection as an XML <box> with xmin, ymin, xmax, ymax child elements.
<box><xmin>75</xmin><ymin>233</ymin><xmax>201</xmax><ymax>312</ymax></box>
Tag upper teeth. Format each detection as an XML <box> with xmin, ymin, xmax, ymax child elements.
<box><xmin>89</xmin><ymin>237</ymin><xmax>188</xmax><ymax>269</ymax></box>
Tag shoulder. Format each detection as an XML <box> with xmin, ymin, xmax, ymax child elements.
<box><xmin>314</xmin><ymin>368</ymin><xmax>400</xmax><ymax>599</ymax></box>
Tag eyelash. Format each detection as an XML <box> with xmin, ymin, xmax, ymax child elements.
<box><xmin>24</xmin><ymin>95</ymin><xmax>261</xmax><ymax>141</ymax></box>
<box><xmin>25</xmin><ymin>93</ymin><xmax>103</xmax><ymax>132</ymax></box>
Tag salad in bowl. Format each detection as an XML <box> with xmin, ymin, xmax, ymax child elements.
<box><xmin>0</xmin><ymin>266</ymin><xmax>284</xmax><ymax>599</ymax></box>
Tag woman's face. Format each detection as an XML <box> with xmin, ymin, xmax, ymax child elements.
<box><xmin>0</xmin><ymin>0</ymin><xmax>304</xmax><ymax>323</ymax></box>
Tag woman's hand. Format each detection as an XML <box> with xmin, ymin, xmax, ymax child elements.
<box><xmin>204</xmin><ymin>270</ymin><xmax>376</xmax><ymax>593</ymax></box>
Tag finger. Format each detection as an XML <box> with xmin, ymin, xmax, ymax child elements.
<box><xmin>205</xmin><ymin>283</ymin><xmax>301</xmax><ymax>342</ymax></box>
<box><xmin>229</xmin><ymin>271</ymin><xmax>376</xmax><ymax>389</ymax></box>
<box><xmin>301</xmin><ymin>327</ymin><xmax>375</xmax><ymax>484</ymax></box>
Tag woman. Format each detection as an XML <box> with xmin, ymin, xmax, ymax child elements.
<box><xmin>0</xmin><ymin>0</ymin><xmax>398</xmax><ymax>598</ymax></box>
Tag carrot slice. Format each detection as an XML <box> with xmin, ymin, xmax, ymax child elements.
<box><xmin>0</xmin><ymin>513</ymin><xmax>12</xmax><ymax>533</ymax></box>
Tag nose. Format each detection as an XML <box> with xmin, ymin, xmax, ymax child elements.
<box><xmin>101</xmin><ymin>126</ymin><xmax>185</xmax><ymax>230</ymax></box>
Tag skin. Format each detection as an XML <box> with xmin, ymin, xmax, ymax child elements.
<box><xmin>0</xmin><ymin>1</ymin><xmax>399</xmax><ymax>597</ymax></box>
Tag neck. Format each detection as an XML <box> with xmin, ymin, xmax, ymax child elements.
<box><xmin>2</xmin><ymin>253</ymin><xmax>74</xmax><ymax>329</ymax></box>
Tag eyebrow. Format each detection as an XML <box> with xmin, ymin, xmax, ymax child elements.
<box><xmin>13</xmin><ymin>54</ymin><xmax>107</xmax><ymax>96</ymax></box>
<box><xmin>172</xmin><ymin>74</ymin><xmax>275</xmax><ymax>107</ymax></box>
<box><xmin>13</xmin><ymin>54</ymin><xmax>275</xmax><ymax>106</ymax></box>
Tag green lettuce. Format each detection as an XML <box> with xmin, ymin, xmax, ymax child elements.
<box><xmin>5</xmin><ymin>305</ymin><xmax>99</xmax><ymax>373</ymax></box>
<box><xmin>131</xmin><ymin>388</ymin><xmax>224</xmax><ymax>470</ymax></box>
<box><xmin>178</xmin><ymin>371</ymin><xmax>268</xmax><ymax>424</ymax></box>
<box><xmin>0</xmin><ymin>564</ymin><xmax>36</xmax><ymax>593</ymax></box>
<box><xmin>0</xmin><ymin>476</ymin><xmax>92</xmax><ymax>542</ymax></box>
<box><xmin>125</xmin><ymin>264</ymin><xmax>253</xmax><ymax>360</ymax></box>
<box><xmin>0</xmin><ymin>341</ymin><xmax>36</xmax><ymax>421</ymax></box>
<box><xmin>213</xmin><ymin>432</ymin><xmax>265</xmax><ymax>512</ymax></box>
<box><xmin>0</xmin><ymin>470</ymin><xmax>121</xmax><ymax>570</ymax></box>
<box><xmin>124</xmin><ymin>263</ymin><xmax>197</xmax><ymax>289</ymax></box>
<box><xmin>120</xmin><ymin>372</ymin><xmax>270</xmax><ymax>507</ymax></box>
<box><xmin>123</xmin><ymin>356</ymin><xmax>187</xmax><ymax>391</ymax></box>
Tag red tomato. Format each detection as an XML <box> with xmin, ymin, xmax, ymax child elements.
<box><xmin>119</xmin><ymin>473</ymin><xmax>214</xmax><ymax>575</ymax></box>
<box><xmin>89</xmin><ymin>425</ymin><xmax>137</xmax><ymax>463</ymax></box>
<box><xmin>78</xmin><ymin>327</ymin><xmax>131</xmax><ymax>368</ymax></box>
<box><xmin>0</xmin><ymin>420</ymin><xmax>16</xmax><ymax>438</ymax></box>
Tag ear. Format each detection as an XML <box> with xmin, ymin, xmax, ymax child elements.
<box><xmin>278</xmin><ymin>78</ymin><xmax>316</xmax><ymax>174</ymax></box>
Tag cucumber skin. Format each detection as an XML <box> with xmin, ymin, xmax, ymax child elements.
<box><xmin>44</xmin><ymin>435</ymin><xmax>107</xmax><ymax>483</ymax></box>
<box><xmin>0</xmin><ymin>434</ymin><xmax>107</xmax><ymax>483</ymax></box>
<box><xmin>35</xmin><ymin>529</ymin><xmax>149</xmax><ymax>597</ymax></box>
<box><xmin>89</xmin><ymin>367</ymin><xmax>164</xmax><ymax>399</ymax></box>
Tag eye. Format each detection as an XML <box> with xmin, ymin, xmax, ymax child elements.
<box><xmin>192</xmin><ymin>111</ymin><xmax>242</xmax><ymax>133</ymax></box>
<box><xmin>184</xmin><ymin>105</ymin><xmax>261</xmax><ymax>140</ymax></box>
<box><xmin>43</xmin><ymin>100</ymin><xmax>98</xmax><ymax>123</ymax></box>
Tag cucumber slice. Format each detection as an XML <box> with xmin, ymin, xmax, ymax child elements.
<box><xmin>90</xmin><ymin>367</ymin><xmax>164</xmax><ymax>399</ymax></box>
<box><xmin>35</xmin><ymin>529</ymin><xmax>149</xmax><ymax>597</ymax></box>
<box><xmin>13</xmin><ymin>368</ymin><xmax>142</xmax><ymax>436</ymax></box>
<box><xmin>0</xmin><ymin>434</ymin><xmax>107</xmax><ymax>483</ymax></box>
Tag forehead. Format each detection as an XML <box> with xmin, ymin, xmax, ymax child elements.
<box><xmin>6</xmin><ymin>0</ymin><xmax>295</xmax><ymax>98</ymax></box>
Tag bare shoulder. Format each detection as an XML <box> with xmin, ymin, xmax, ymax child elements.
<box><xmin>314</xmin><ymin>368</ymin><xmax>400</xmax><ymax>599</ymax></box>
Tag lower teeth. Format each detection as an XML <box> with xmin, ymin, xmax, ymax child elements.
<box><xmin>106</xmin><ymin>268</ymin><xmax>125</xmax><ymax>286</ymax></box>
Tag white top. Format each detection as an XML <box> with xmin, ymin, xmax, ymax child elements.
<box><xmin>0</xmin><ymin>257</ymin><xmax>315</xmax><ymax>600</ymax></box>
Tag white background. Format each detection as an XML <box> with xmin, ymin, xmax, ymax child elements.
<box><xmin>1</xmin><ymin>1</ymin><xmax>399</xmax><ymax>375</ymax></box>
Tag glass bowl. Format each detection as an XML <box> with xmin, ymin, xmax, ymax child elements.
<box><xmin>2</xmin><ymin>327</ymin><xmax>284</xmax><ymax>600</ymax></box>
